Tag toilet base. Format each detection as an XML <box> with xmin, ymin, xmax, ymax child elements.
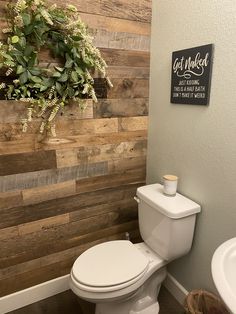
<box><xmin>95</xmin><ymin>267</ymin><xmax>166</xmax><ymax>314</ymax></box>
<box><xmin>96</xmin><ymin>301</ymin><xmax>159</xmax><ymax>314</ymax></box>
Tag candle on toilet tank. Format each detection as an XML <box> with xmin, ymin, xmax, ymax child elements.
<box><xmin>163</xmin><ymin>175</ymin><xmax>178</xmax><ymax>196</ymax></box>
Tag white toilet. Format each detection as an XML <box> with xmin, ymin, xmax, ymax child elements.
<box><xmin>70</xmin><ymin>183</ymin><xmax>201</xmax><ymax>314</ymax></box>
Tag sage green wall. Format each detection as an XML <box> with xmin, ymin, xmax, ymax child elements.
<box><xmin>147</xmin><ymin>0</ymin><xmax>236</xmax><ymax>292</ymax></box>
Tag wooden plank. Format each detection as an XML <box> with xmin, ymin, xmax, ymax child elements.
<box><xmin>56</xmin><ymin>140</ymin><xmax>147</xmax><ymax>168</ymax></box>
<box><xmin>106</xmin><ymin>66</ymin><xmax>150</xmax><ymax>79</ymax></box>
<box><xmin>0</xmin><ymin>131</ymin><xmax>36</xmax><ymax>155</ymax></box>
<box><xmin>0</xmin><ymin>0</ymin><xmax>151</xmax><ymax>298</ymax></box>
<box><xmin>94</xmin><ymin>98</ymin><xmax>149</xmax><ymax>118</ymax></box>
<box><xmin>0</xmin><ymin>117</ymin><xmax>119</xmax><ymax>137</ymax></box>
<box><xmin>37</xmin><ymin>65</ymin><xmax>149</xmax><ymax>79</ymax></box>
<box><xmin>0</xmin><ymin>99</ymin><xmax>92</xmax><ymax>124</ymax></box>
<box><xmin>0</xmin><ymin>121</ymin><xmax>31</xmax><ymax>143</ymax></box>
<box><xmin>0</xmin><ymin>130</ymin><xmax>147</xmax><ymax>155</ymax></box>
<box><xmin>0</xmin><ymin>221</ymin><xmax>139</xmax><ymax>281</ymax></box>
<box><xmin>59</xmin><ymin>100</ymin><xmax>94</xmax><ymax>120</ymax></box>
<box><xmin>119</xmin><ymin>116</ymin><xmax>148</xmax><ymax>132</ymax></box>
<box><xmin>0</xmin><ymin>183</ymin><xmax>141</xmax><ymax>229</ymax></box>
<box><xmin>0</xmin><ymin>0</ymin><xmax>151</xmax><ymax>23</ymax></box>
<box><xmin>0</xmin><ymin>225</ymin><xmax>19</xmax><ymax>240</ymax></box>
<box><xmin>0</xmin><ymin>150</ymin><xmax>57</xmax><ymax>176</ymax></box>
<box><xmin>0</xmin><ymin>13</ymin><xmax>151</xmax><ymax>38</ymax></box>
<box><xmin>79</xmin><ymin>12</ymin><xmax>151</xmax><ymax>36</ymax></box>
<box><xmin>55</xmin><ymin>117</ymin><xmax>119</xmax><ymax>136</ymax></box>
<box><xmin>92</xmin><ymin>29</ymin><xmax>150</xmax><ymax>51</ymax></box>
<box><xmin>101</xmin><ymin>48</ymin><xmax>150</xmax><ymax>67</ymax></box>
<box><xmin>0</xmin><ymin>62</ymin><xmax>150</xmax><ymax>79</ymax></box>
<box><xmin>0</xmin><ymin>100</ymin><xmax>26</xmax><ymax>124</ymax></box>
<box><xmin>0</xmin><ymin>28</ymin><xmax>149</xmax><ymax>51</ymax></box>
<box><xmin>18</xmin><ymin>214</ymin><xmax>70</xmax><ymax>236</ymax></box>
<box><xmin>0</xmin><ymin>206</ymin><xmax>138</xmax><ymax>267</ymax></box>
<box><xmin>1</xmin><ymin>218</ymin><xmax>138</xmax><ymax>270</ymax></box>
<box><xmin>38</xmin><ymin>130</ymin><xmax>147</xmax><ymax>149</ymax></box>
<box><xmin>0</xmin><ymin>223</ymin><xmax>139</xmax><ymax>295</ymax></box>
<box><xmin>76</xmin><ymin>170</ymin><xmax>145</xmax><ymax>194</ymax></box>
<box><xmin>97</xmin><ymin>0</ymin><xmax>152</xmax><ymax>23</ymax></box>
<box><xmin>0</xmin><ymin>190</ymin><xmax>23</xmax><ymax>210</ymax></box>
<box><xmin>69</xmin><ymin>198</ymin><xmax>137</xmax><ymax>222</ymax></box>
<box><xmin>107</xmin><ymin>78</ymin><xmax>149</xmax><ymax>99</ymax></box>
<box><xmin>22</xmin><ymin>181</ymin><xmax>76</xmax><ymax>206</ymax></box>
<box><xmin>0</xmin><ymin>182</ymin><xmax>141</xmax><ymax>229</ymax></box>
<box><xmin>108</xmin><ymin>156</ymin><xmax>146</xmax><ymax>173</ymax></box>
<box><xmin>0</xmin><ymin>214</ymin><xmax>69</xmax><ymax>239</ymax></box>
<box><xmin>0</xmin><ymin>66</ymin><xmax>149</xmax><ymax>83</ymax></box>
<box><xmin>1</xmin><ymin>76</ymin><xmax>149</xmax><ymax>101</ymax></box>
<box><xmin>38</xmin><ymin>48</ymin><xmax>150</xmax><ymax>67</ymax></box>
<box><xmin>0</xmin><ymin>2</ymin><xmax>6</xmax><ymax>18</ymax></box>
<box><xmin>0</xmin><ymin>262</ymin><xmax>61</xmax><ymax>296</ymax></box>
<box><xmin>48</xmin><ymin>0</ymin><xmax>151</xmax><ymax>23</ymax></box>
<box><xmin>0</xmin><ymin>222</ymin><xmax>139</xmax><ymax>282</ymax></box>
<box><xmin>0</xmin><ymin>161</ymin><xmax>108</xmax><ymax>193</ymax></box>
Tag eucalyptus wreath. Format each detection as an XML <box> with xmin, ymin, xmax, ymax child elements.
<box><xmin>0</xmin><ymin>0</ymin><xmax>112</xmax><ymax>135</ymax></box>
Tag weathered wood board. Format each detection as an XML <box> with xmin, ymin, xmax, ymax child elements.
<box><xmin>0</xmin><ymin>0</ymin><xmax>151</xmax><ymax>296</ymax></box>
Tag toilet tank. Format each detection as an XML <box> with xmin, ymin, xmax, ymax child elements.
<box><xmin>136</xmin><ymin>184</ymin><xmax>201</xmax><ymax>261</ymax></box>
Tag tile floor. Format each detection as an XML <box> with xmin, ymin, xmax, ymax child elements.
<box><xmin>9</xmin><ymin>286</ymin><xmax>185</xmax><ymax>314</ymax></box>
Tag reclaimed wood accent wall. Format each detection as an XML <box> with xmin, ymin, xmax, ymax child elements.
<box><xmin>0</xmin><ymin>0</ymin><xmax>151</xmax><ymax>296</ymax></box>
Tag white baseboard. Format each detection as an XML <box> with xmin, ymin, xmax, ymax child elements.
<box><xmin>0</xmin><ymin>272</ymin><xmax>188</xmax><ymax>313</ymax></box>
<box><xmin>163</xmin><ymin>272</ymin><xmax>189</xmax><ymax>305</ymax></box>
<box><xmin>0</xmin><ymin>274</ymin><xmax>70</xmax><ymax>314</ymax></box>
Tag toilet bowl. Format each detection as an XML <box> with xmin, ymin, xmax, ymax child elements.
<box><xmin>70</xmin><ymin>242</ymin><xmax>167</xmax><ymax>314</ymax></box>
<box><xmin>70</xmin><ymin>183</ymin><xmax>201</xmax><ymax>314</ymax></box>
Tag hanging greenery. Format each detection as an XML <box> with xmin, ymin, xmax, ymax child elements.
<box><xmin>0</xmin><ymin>0</ymin><xmax>112</xmax><ymax>135</ymax></box>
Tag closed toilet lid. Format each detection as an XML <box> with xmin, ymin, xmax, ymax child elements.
<box><xmin>72</xmin><ymin>240</ymin><xmax>149</xmax><ymax>288</ymax></box>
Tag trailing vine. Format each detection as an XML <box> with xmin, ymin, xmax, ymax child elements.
<box><xmin>0</xmin><ymin>0</ymin><xmax>112</xmax><ymax>135</ymax></box>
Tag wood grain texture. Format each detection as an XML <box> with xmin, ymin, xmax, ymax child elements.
<box><xmin>0</xmin><ymin>150</ymin><xmax>57</xmax><ymax>176</ymax></box>
<box><xmin>80</xmin><ymin>12</ymin><xmax>150</xmax><ymax>35</ymax></box>
<box><xmin>108</xmin><ymin>78</ymin><xmax>149</xmax><ymax>98</ymax></box>
<box><xmin>119</xmin><ymin>116</ymin><xmax>148</xmax><ymax>131</ymax></box>
<box><xmin>22</xmin><ymin>181</ymin><xmax>76</xmax><ymax>205</ymax></box>
<box><xmin>0</xmin><ymin>161</ymin><xmax>108</xmax><ymax>192</ymax></box>
<box><xmin>0</xmin><ymin>129</ymin><xmax>147</xmax><ymax>156</ymax></box>
<box><xmin>0</xmin><ymin>12</ymin><xmax>151</xmax><ymax>37</ymax></box>
<box><xmin>0</xmin><ymin>183</ymin><xmax>141</xmax><ymax>229</ymax></box>
<box><xmin>56</xmin><ymin>140</ymin><xmax>147</xmax><ymax>168</ymax></box>
<box><xmin>0</xmin><ymin>0</ymin><xmax>151</xmax><ymax>23</ymax></box>
<box><xmin>50</xmin><ymin>0</ymin><xmax>151</xmax><ymax>23</ymax></box>
<box><xmin>0</xmin><ymin>118</ymin><xmax>120</xmax><ymax>143</ymax></box>
<box><xmin>92</xmin><ymin>29</ymin><xmax>150</xmax><ymax>51</ymax></box>
<box><xmin>0</xmin><ymin>203</ymin><xmax>138</xmax><ymax>267</ymax></box>
<box><xmin>94</xmin><ymin>99</ymin><xmax>148</xmax><ymax>118</ymax></box>
<box><xmin>76</xmin><ymin>170</ymin><xmax>145</xmax><ymax>194</ymax></box>
<box><xmin>0</xmin><ymin>100</ymin><xmax>93</xmax><ymax>124</ymax></box>
<box><xmin>0</xmin><ymin>225</ymin><xmax>140</xmax><ymax>296</ymax></box>
<box><xmin>0</xmin><ymin>221</ymin><xmax>139</xmax><ymax>281</ymax></box>
<box><xmin>0</xmin><ymin>0</ymin><xmax>151</xmax><ymax>296</ymax></box>
<box><xmin>106</xmin><ymin>66</ymin><xmax>150</xmax><ymax>79</ymax></box>
<box><xmin>101</xmin><ymin>48</ymin><xmax>150</xmax><ymax>67</ymax></box>
<box><xmin>38</xmin><ymin>48</ymin><xmax>150</xmax><ymax>67</ymax></box>
<box><xmin>0</xmin><ymin>190</ymin><xmax>23</xmax><ymax>210</ymax></box>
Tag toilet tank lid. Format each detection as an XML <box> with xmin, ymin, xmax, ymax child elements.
<box><xmin>137</xmin><ymin>184</ymin><xmax>201</xmax><ymax>219</ymax></box>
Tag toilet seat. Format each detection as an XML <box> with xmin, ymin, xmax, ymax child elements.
<box><xmin>72</xmin><ymin>240</ymin><xmax>149</xmax><ymax>292</ymax></box>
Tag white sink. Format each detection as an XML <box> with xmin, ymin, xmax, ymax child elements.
<box><xmin>212</xmin><ymin>237</ymin><xmax>236</xmax><ymax>314</ymax></box>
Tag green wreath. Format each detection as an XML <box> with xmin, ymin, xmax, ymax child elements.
<box><xmin>0</xmin><ymin>0</ymin><xmax>112</xmax><ymax>135</ymax></box>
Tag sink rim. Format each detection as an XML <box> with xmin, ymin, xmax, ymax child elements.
<box><xmin>212</xmin><ymin>237</ymin><xmax>236</xmax><ymax>314</ymax></box>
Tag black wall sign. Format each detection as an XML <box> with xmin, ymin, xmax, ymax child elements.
<box><xmin>171</xmin><ymin>44</ymin><xmax>213</xmax><ymax>105</ymax></box>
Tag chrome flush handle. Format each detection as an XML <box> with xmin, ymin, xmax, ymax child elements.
<box><xmin>134</xmin><ymin>196</ymin><xmax>140</xmax><ymax>203</ymax></box>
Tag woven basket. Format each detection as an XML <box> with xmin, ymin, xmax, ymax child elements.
<box><xmin>184</xmin><ymin>290</ymin><xmax>230</xmax><ymax>314</ymax></box>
